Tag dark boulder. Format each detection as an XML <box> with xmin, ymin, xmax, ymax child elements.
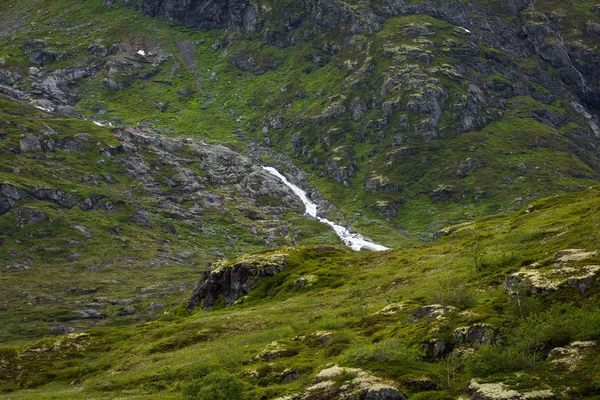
<box><xmin>29</xmin><ymin>49</ymin><xmax>58</xmax><ymax>65</ymax></box>
<box><xmin>0</xmin><ymin>184</ymin><xmax>22</xmax><ymax>215</ymax></box>
<box><xmin>186</xmin><ymin>253</ymin><xmax>288</xmax><ymax>311</ymax></box>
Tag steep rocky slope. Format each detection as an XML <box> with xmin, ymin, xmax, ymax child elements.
<box><xmin>0</xmin><ymin>96</ymin><xmax>345</xmax><ymax>339</ymax></box>
<box><xmin>0</xmin><ymin>0</ymin><xmax>599</xmax><ymax>238</ymax></box>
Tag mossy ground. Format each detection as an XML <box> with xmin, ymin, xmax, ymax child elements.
<box><xmin>1</xmin><ymin>183</ymin><xmax>600</xmax><ymax>398</ymax></box>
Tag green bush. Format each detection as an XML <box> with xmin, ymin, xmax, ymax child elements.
<box><xmin>182</xmin><ymin>371</ymin><xmax>245</xmax><ymax>400</ymax></box>
<box><xmin>467</xmin><ymin>303</ymin><xmax>600</xmax><ymax>376</ymax></box>
<box><xmin>342</xmin><ymin>338</ymin><xmax>422</xmax><ymax>367</ymax></box>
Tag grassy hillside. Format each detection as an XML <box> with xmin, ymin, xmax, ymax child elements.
<box><xmin>1</xmin><ymin>183</ymin><xmax>599</xmax><ymax>399</ymax></box>
<box><xmin>0</xmin><ymin>96</ymin><xmax>344</xmax><ymax>340</ymax></box>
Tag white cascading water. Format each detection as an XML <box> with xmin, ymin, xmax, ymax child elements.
<box><xmin>262</xmin><ymin>167</ymin><xmax>389</xmax><ymax>251</ymax></box>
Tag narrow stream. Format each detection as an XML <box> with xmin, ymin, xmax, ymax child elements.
<box><xmin>262</xmin><ymin>167</ymin><xmax>389</xmax><ymax>252</ymax></box>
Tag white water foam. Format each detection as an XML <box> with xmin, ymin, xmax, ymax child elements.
<box><xmin>262</xmin><ymin>166</ymin><xmax>389</xmax><ymax>251</ymax></box>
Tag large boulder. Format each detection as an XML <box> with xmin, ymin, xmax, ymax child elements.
<box><xmin>504</xmin><ymin>249</ymin><xmax>600</xmax><ymax>295</ymax></box>
<box><xmin>0</xmin><ymin>184</ymin><xmax>22</xmax><ymax>215</ymax></box>
<box><xmin>410</xmin><ymin>304</ymin><xmax>458</xmax><ymax>324</ymax></box>
<box><xmin>19</xmin><ymin>134</ymin><xmax>43</xmax><ymax>153</ymax></box>
<box><xmin>277</xmin><ymin>365</ymin><xmax>405</xmax><ymax>400</ymax></box>
<box><xmin>186</xmin><ymin>253</ymin><xmax>289</xmax><ymax>311</ymax></box>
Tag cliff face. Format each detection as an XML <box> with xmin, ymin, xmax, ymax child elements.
<box><xmin>139</xmin><ymin>0</ymin><xmax>255</xmax><ymax>31</ymax></box>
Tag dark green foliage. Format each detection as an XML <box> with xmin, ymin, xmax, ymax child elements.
<box><xmin>342</xmin><ymin>338</ymin><xmax>422</xmax><ymax>367</ymax></box>
<box><xmin>467</xmin><ymin>303</ymin><xmax>600</xmax><ymax>376</ymax></box>
<box><xmin>182</xmin><ymin>371</ymin><xmax>245</xmax><ymax>400</ymax></box>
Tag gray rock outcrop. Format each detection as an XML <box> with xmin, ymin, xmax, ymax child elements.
<box><xmin>186</xmin><ymin>253</ymin><xmax>288</xmax><ymax>311</ymax></box>
<box><xmin>0</xmin><ymin>184</ymin><xmax>22</xmax><ymax>215</ymax></box>
<box><xmin>277</xmin><ymin>365</ymin><xmax>405</xmax><ymax>400</ymax></box>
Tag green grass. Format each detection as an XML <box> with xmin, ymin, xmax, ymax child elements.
<box><xmin>2</xmin><ymin>182</ymin><xmax>600</xmax><ymax>398</ymax></box>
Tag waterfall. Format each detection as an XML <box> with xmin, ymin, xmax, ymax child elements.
<box><xmin>262</xmin><ymin>167</ymin><xmax>389</xmax><ymax>251</ymax></box>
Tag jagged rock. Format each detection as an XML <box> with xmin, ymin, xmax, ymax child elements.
<box><xmin>19</xmin><ymin>134</ymin><xmax>43</xmax><ymax>153</ymax></box>
<box><xmin>31</xmin><ymin>187</ymin><xmax>73</xmax><ymax>208</ymax></box>
<box><xmin>101</xmin><ymin>77</ymin><xmax>125</xmax><ymax>90</ymax></box>
<box><xmin>186</xmin><ymin>253</ymin><xmax>288</xmax><ymax>311</ymax></box>
<box><xmin>0</xmin><ymin>69</ymin><xmax>21</xmax><ymax>86</ymax></box>
<box><xmin>0</xmin><ymin>184</ymin><xmax>22</xmax><ymax>215</ymax></box>
<box><xmin>467</xmin><ymin>379</ymin><xmax>557</xmax><ymax>400</ymax></box>
<box><xmin>411</xmin><ymin>304</ymin><xmax>458</xmax><ymax>324</ymax></box>
<box><xmin>278</xmin><ymin>365</ymin><xmax>405</xmax><ymax>400</ymax></box>
<box><xmin>132</xmin><ymin>210</ymin><xmax>153</xmax><ymax>227</ymax></box>
<box><xmin>505</xmin><ymin>265</ymin><xmax>600</xmax><ymax>294</ymax></box>
<box><xmin>505</xmin><ymin>249</ymin><xmax>600</xmax><ymax>294</ymax></box>
<box><xmin>54</xmin><ymin>105</ymin><xmax>81</xmax><ymax>119</ymax></box>
<box><xmin>505</xmin><ymin>0</ymin><xmax>533</xmax><ymax>13</ymax></box>
<box><xmin>30</xmin><ymin>67</ymin><xmax>93</xmax><ymax>105</ymax></box>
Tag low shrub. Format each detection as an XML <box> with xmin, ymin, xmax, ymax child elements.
<box><xmin>183</xmin><ymin>371</ymin><xmax>245</xmax><ymax>400</ymax></box>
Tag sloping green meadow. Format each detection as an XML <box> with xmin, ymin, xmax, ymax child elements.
<box><xmin>2</xmin><ymin>184</ymin><xmax>599</xmax><ymax>399</ymax></box>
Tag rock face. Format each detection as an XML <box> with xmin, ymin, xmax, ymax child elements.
<box><xmin>139</xmin><ymin>0</ymin><xmax>253</xmax><ymax>31</ymax></box>
<box><xmin>0</xmin><ymin>184</ymin><xmax>22</xmax><ymax>215</ymax></box>
<box><xmin>452</xmin><ymin>324</ymin><xmax>497</xmax><ymax>349</ymax></box>
<box><xmin>186</xmin><ymin>253</ymin><xmax>288</xmax><ymax>311</ymax></box>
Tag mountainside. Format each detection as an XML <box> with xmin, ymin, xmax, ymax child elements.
<box><xmin>0</xmin><ymin>0</ymin><xmax>599</xmax><ymax>236</ymax></box>
<box><xmin>2</xmin><ymin>174</ymin><xmax>600</xmax><ymax>399</ymax></box>
<box><xmin>1</xmin><ymin>0</ymin><xmax>600</xmax><ymax>399</ymax></box>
